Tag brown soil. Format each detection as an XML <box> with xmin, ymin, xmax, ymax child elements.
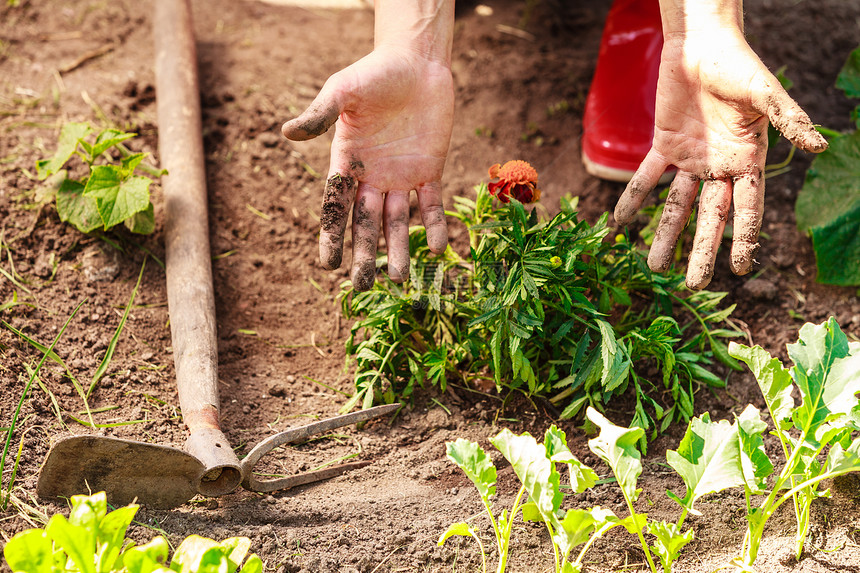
<box><xmin>2</xmin><ymin>1</ymin><xmax>860</xmax><ymax>572</ymax></box>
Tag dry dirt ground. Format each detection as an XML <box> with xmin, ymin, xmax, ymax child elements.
<box><xmin>2</xmin><ymin>1</ymin><xmax>860</xmax><ymax>572</ymax></box>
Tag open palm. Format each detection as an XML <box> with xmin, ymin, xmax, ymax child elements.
<box><xmin>283</xmin><ymin>48</ymin><xmax>454</xmax><ymax>290</ymax></box>
<box><xmin>615</xmin><ymin>31</ymin><xmax>827</xmax><ymax>289</ymax></box>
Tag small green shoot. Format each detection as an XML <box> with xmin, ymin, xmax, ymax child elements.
<box><xmin>89</xmin><ymin>258</ymin><xmax>146</xmax><ymax>396</ymax></box>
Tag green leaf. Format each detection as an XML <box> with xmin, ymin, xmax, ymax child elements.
<box><xmin>836</xmin><ymin>46</ymin><xmax>860</xmax><ymax>98</ymax></box>
<box><xmin>555</xmin><ymin>509</ymin><xmax>597</xmax><ymax>552</ymax></box>
<box><xmin>647</xmin><ymin>521</ymin><xmax>695</xmax><ymax>572</ymax></box>
<box><xmin>809</xmin><ymin>205</ymin><xmax>860</xmax><ymax>285</ymax></box>
<box><xmin>238</xmin><ymin>555</ymin><xmax>262</xmax><ymax>573</ymax></box>
<box><xmin>586</xmin><ymin>407</ymin><xmax>644</xmax><ymax>502</ymax></box>
<box><xmin>124</xmin><ymin>203</ymin><xmax>156</xmax><ymax>234</ymax></box>
<box><xmin>97</xmin><ymin>505</ymin><xmax>139</xmax><ymax>572</ymax></box>
<box><xmin>45</xmin><ymin>514</ymin><xmax>96</xmax><ymax>573</ymax></box>
<box><xmin>92</xmin><ymin>129</ymin><xmax>136</xmax><ymax>158</ymax></box>
<box><xmin>57</xmin><ymin>178</ymin><xmax>103</xmax><ymax>233</ymax></box>
<box><xmin>446</xmin><ymin>439</ymin><xmax>497</xmax><ymax>502</ymax></box>
<box><xmin>825</xmin><ymin>437</ymin><xmax>860</xmax><ymax>475</ymax></box>
<box><xmin>729</xmin><ymin>342</ymin><xmax>794</xmax><ymax>430</ymax></box>
<box><xmin>734</xmin><ymin>405</ymin><xmax>774</xmax><ymax>494</ymax></box>
<box><xmin>36</xmin><ymin>122</ymin><xmax>92</xmax><ymax>179</ymax></box>
<box><xmin>708</xmin><ymin>335</ymin><xmax>742</xmax><ymax>371</ymax></box>
<box><xmin>666</xmin><ymin>413</ymin><xmax>745</xmax><ymax>512</ymax></box>
<box><xmin>171</xmin><ymin>535</ymin><xmax>219</xmax><ymax>573</ymax></box>
<box><xmin>795</xmin><ymin>129</ymin><xmax>860</xmax><ymax>285</ymax></box>
<box><xmin>123</xmin><ymin>537</ymin><xmax>170</xmax><ymax>573</ymax></box>
<box><xmin>437</xmin><ymin>522</ymin><xmax>479</xmax><ymax>546</ymax></box>
<box><xmin>83</xmin><ymin>166</ymin><xmax>151</xmax><ymax>230</ymax></box>
<box><xmin>491</xmin><ymin>429</ymin><xmax>562</xmax><ymax>519</ymax></box>
<box><xmin>3</xmin><ymin>529</ymin><xmax>53</xmax><ymax>573</ymax></box>
<box><xmin>788</xmin><ymin>318</ymin><xmax>860</xmax><ymax>437</ymax></box>
<box><xmin>544</xmin><ymin>425</ymin><xmax>598</xmax><ymax>493</ymax></box>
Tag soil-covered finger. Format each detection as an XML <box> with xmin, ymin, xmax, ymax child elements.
<box><xmin>686</xmin><ymin>179</ymin><xmax>732</xmax><ymax>290</ymax></box>
<box><xmin>319</xmin><ymin>173</ymin><xmax>356</xmax><ymax>270</ymax></box>
<box><xmin>614</xmin><ymin>150</ymin><xmax>669</xmax><ymax>225</ymax></box>
<box><xmin>648</xmin><ymin>172</ymin><xmax>699</xmax><ymax>273</ymax></box>
<box><xmin>417</xmin><ymin>182</ymin><xmax>448</xmax><ymax>253</ymax></box>
<box><xmin>765</xmin><ymin>93</ymin><xmax>828</xmax><ymax>153</ymax></box>
<box><xmin>730</xmin><ymin>171</ymin><xmax>764</xmax><ymax>276</ymax></box>
<box><xmin>282</xmin><ymin>101</ymin><xmax>340</xmax><ymax>141</ymax></box>
<box><xmin>351</xmin><ymin>187</ymin><xmax>383</xmax><ymax>292</ymax></box>
<box><xmin>383</xmin><ymin>191</ymin><xmax>411</xmax><ymax>283</ymax></box>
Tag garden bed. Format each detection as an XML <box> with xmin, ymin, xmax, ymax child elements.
<box><xmin>1</xmin><ymin>0</ymin><xmax>860</xmax><ymax>571</ymax></box>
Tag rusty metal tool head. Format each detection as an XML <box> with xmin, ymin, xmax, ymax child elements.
<box><xmin>36</xmin><ymin>404</ymin><xmax>399</xmax><ymax>508</ymax></box>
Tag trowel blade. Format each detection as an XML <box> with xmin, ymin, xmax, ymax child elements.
<box><xmin>37</xmin><ymin>435</ymin><xmax>205</xmax><ymax>510</ymax></box>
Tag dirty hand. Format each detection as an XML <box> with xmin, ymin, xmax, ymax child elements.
<box><xmin>282</xmin><ymin>47</ymin><xmax>454</xmax><ymax>292</ymax></box>
<box><xmin>614</xmin><ymin>19</ymin><xmax>828</xmax><ymax>290</ymax></box>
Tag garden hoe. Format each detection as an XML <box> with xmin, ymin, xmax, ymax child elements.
<box><xmin>36</xmin><ymin>0</ymin><xmax>397</xmax><ymax>510</ymax></box>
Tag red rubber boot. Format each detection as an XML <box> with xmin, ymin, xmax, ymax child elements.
<box><xmin>581</xmin><ymin>0</ymin><xmax>673</xmax><ymax>183</ymax></box>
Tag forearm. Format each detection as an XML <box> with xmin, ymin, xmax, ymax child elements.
<box><xmin>374</xmin><ymin>0</ymin><xmax>455</xmax><ymax>64</ymax></box>
<box><xmin>658</xmin><ymin>0</ymin><xmax>743</xmax><ymax>36</ymax></box>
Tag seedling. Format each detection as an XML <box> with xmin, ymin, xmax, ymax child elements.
<box><xmin>2</xmin><ymin>491</ymin><xmax>263</xmax><ymax>573</ymax></box>
<box><xmin>729</xmin><ymin>317</ymin><xmax>860</xmax><ymax>565</ymax></box>
<box><xmin>442</xmin><ymin>318</ymin><xmax>860</xmax><ymax>571</ymax></box>
<box><xmin>34</xmin><ymin>122</ymin><xmax>165</xmax><ymax>235</ymax></box>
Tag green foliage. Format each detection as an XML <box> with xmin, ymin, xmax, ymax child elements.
<box><xmin>34</xmin><ymin>122</ymin><xmax>163</xmax><ymax>235</ymax></box>
<box><xmin>443</xmin><ymin>318</ymin><xmax>860</xmax><ymax>571</ymax></box>
<box><xmin>730</xmin><ymin>317</ymin><xmax>860</xmax><ymax>565</ymax></box>
<box><xmin>795</xmin><ymin>45</ymin><xmax>860</xmax><ymax>286</ymax></box>
<box><xmin>442</xmin><ymin>426</ymin><xmax>631</xmax><ymax>573</ymax></box>
<box><xmin>3</xmin><ymin>492</ymin><xmax>262</xmax><ymax>573</ymax></box>
<box><xmin>341</xmin><ymin>184</ymin><xmax>741</xmax><ymax>441</ymax></box>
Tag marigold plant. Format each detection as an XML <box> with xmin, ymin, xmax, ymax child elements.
<box><xmin>340</xmin><ymin>162</ymin><xmax>741</xmax><ymax>442</ymax></box>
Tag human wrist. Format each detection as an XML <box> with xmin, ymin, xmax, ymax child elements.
<box><xmin>658</xmin><ymin>0</ymin><xmax>744</xmax><ymax>37</ymax></box>
<box><xmin>374</xmin><ymin>0</ymin><xmax>454</xmax><ymax>65</ymax></box>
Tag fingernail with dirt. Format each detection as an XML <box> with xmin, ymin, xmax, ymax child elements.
<box><xmin>730</xmin><ymin>242</ymin><xmax>760</xmax><ymax>275</ymax></box>
<box><xmin>352</xmin><ymin>260</ymin><xmax>376</xmax><ymax>292</ymax></box>
<box><xmin>685</xmin><ymin>263</ymin><xmax>713</xmax><ymax>291</ymax></box>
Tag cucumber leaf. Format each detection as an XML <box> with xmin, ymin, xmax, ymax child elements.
<box><xmin>83</xmin><ymin>165</ymin><xmax>152</xmax><ymax>230</ymax></box>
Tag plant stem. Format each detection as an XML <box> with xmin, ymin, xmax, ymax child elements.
<box><xmin>497</xmin><ymin>485</ymin><xmax>527</xmax><ymax>573</ymax></box>
<box><xmin>620</xmin><ymin>493</ymin><xmax>657</xmax><ymax>573</ymax></box>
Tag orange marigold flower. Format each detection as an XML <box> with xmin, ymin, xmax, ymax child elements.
<box><xmin>487</xmin><ymin>160</ymin><xmax>541</xmax><ymax>204</ymax></box>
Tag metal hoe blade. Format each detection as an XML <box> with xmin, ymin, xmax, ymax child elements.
<box><xmin>36</xmin><ymin>436</ymin><xmax>205</xmax><ymax>509</ymax></box>
<box><xmin>241</xmin><ymin>403</ymin><xmax>400</xmax><ymax>493</ymax></box>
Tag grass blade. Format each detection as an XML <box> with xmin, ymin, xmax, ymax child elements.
<box><xmin>89</xmin><ymin>257</ymin><xmax>146</xmax><ymax>396</ymax></box>
<box><xmin>1</xmin><ymin>298</ymin><xmax>86</xmax><ymax>508</ymax></box>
